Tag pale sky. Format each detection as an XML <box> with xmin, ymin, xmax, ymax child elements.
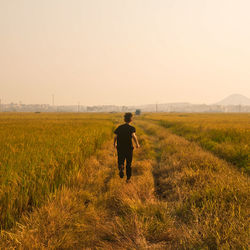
<box><xmin>0</xmin><ymin>0</ymin><xmax>250</xmax><ymax>106</ymax></box>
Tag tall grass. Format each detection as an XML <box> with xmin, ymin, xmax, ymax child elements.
<box><xmin>0</xmin><ymin>113</ymin><xmax>114</xmax><ymax>229</ymax></box>
<box><xmin>1</xmin><ymin>114</ymin><xmax>249</xmax><ymax>249</ymax></box>
<box><xmin>138</xmin><ymin>121</ymin><xmax>249</xmax><ymax>249</ymax></box>
<box><xmin>144</xmin><ymin>113</ymin><xmax>250</xmax><ymax>172</ymax></box>
<box><xmin>0</xmin><ymin>124</ymin><xmax>175</xmax><ymax>249</ymax></box>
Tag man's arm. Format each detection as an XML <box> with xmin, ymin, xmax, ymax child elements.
<box><xmin>114</xmin><ymin>134</ymin><xmax>117</xmax><ymax>148</ymax></box>
<box><xmin>132</xmin><ymin>133</ymin><xmax>140</xmax><ymax>148</ymax></box>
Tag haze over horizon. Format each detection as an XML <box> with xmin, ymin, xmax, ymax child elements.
<box><xmin>1</xmin><ymin>0</ymin><xmax>250</xmax><ymax>106</ymax></box>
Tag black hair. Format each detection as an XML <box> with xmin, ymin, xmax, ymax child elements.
<box><xmin>124</xmin><ymin>112</ymin><xmax>133</xmax><ymax>123</ymax></box>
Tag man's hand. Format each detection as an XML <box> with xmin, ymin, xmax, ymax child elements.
<box><xmin>132</xmin><ymin>133</ymin><xmax>140</xmax><ymax>149</ymax></box>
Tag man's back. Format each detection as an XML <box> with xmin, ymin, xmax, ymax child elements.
<box><xmin>114</xmin><ymin>123</ymin><xmax>136</xmax><ymax>150</ymax></box>
<box><xmin>113</xmin><ymin>113</ymin><xmax>140</xmax><ymax>182</ymax></box>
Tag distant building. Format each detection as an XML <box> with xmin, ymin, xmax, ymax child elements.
<box><xmin>135</xmin><ymin>109</ymin><xmax>141</xmax><ymax>115</ymax></box>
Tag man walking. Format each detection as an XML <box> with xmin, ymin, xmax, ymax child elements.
<box><xmin>114</xmin><ymin>113</ymin><xmax>140</xmax><ymax>183</ymax></box>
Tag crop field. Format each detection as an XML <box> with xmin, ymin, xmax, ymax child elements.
<box><xmin>0</xmin><ymin>113</ymin><xmax>249</xmax><ymax>249</ymax></box>
<box><xmin>143</xmin><ymin>113</ymin><xmax>250</xmax><ymax>173</ymax></box>
<box><xmin>0</xmin><ymin>113</ymin><xmax>115</xmax><ymax>229</ymax></box>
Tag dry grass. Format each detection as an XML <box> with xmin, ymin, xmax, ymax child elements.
<box><xmin>0</xmin><ymin>128</ymin><xmax>177</xmax><ymax>249</ymax></box>
<box><xmin>0</xmin><ymin>113</ymin><xmax>114</xmax><ymax>229</ymax></box>
<box><xmin>138</xmin><ymin>121</ymin><xmax>249</xmax><ymax>249</ymax></box>
<box><xmin>143</xmin><ymin>113</ymin><xmax>250</xmax><ymax>172</ymax></box>
<box><xmin>0</xmin><ymin>114</ymin><xmax>249</xmax><ymax>249</ymax></box>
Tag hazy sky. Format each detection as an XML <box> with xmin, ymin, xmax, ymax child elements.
<box><xmin>1</xmin><ymin>0</ymin><xmax>250</xmax><ymax>106</ymax></box>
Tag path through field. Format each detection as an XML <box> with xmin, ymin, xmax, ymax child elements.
<box><xmin>1</xmin><ymin>120</ymin><xmax>249</xmax><ymax>249</ymax></box>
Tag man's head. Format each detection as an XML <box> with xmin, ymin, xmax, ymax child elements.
<box><xmin>124</xmin><ymin>112</ymin><xmax>133</xmax><ymax>123</ymax></box>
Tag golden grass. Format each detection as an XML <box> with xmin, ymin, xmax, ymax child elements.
<box><xmin>1</xmin><ymin>129</ymin><xmax>177</xmax><ymax>249</ymax></box>
<box><xmin>0</xmin><ymin>113</ymin><xmax>114</xmax><ymax>229</ymax></box>
<box><xmin>138</xmin><ymin>120</ymin><xmax>249</xmax><ymax>249</ymax></box>
<box><xmin>0</xmin><ymin>113</ymin><xmax>249</xmax><ymax>249</ymax></box>
<box><xmin>143</xmin><ymin>113</ymin><xmax>250</xmax><ymax>172</ymax></box>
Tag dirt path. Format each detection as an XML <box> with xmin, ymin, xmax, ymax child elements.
<box><xmin>1</xmin><ymin>120</ymin><xmax>249</xmax><ymax>249</ymax></box>
<box><xmin>137</xmin><ymin>120</ymin><xmax>249</xmax><ymax>249</ymax></box>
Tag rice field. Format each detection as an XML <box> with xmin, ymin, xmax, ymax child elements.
<box><xmin>0</xmin><ymin>112</ymin><xmax>249</xmax><ymax>249</ymax></box>
<box><xmin>0</xmin><ymin>113</ymin><xmax>115</xmax><ymax>229</ymax></box>
<box><xmin>143</xmin><ymin>113</ymin><xmax>250</xmax><ymax>173</ymax></box>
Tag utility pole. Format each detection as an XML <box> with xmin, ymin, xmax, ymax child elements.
<box><xmin>0</xmin><ymin>98</ymin><xmax>1</xmax><ymax>112</ymax></box>
<box><xmin>77</xmin><ymin>102</ymin><xmax>80</xmax><ymax>112</ymax></box>
<box><xmin>156</xmin><ymin>102</ymin><xmax>158</xmax><ymax>112</ymax></box>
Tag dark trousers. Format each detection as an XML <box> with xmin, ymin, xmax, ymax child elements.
<box><xmin>117</xmin><ymin>148</ymin><xmax>133</xmax><ymax>179</ymax></box>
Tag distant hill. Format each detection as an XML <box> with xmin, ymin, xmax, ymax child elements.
<box><xmin>216</xmin><ymin>94</ymin><xmax>250</xmax><ymax>106</ymax></box>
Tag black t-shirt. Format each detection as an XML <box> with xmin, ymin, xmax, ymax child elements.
<box><xmin>114</xmin><ymin>123</ymin><xmax>136</xmax><ymax>150</ymax></box>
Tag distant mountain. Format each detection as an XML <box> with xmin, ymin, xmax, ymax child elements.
<box><xmin>216</xmin><ymin>94</ymin><xmax>250</xmax><ymax>106</ymax></box>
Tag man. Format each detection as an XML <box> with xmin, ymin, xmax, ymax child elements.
<box><xmin>114</xmin><ymin>112</ymin><xmax>140</xmax><ymax>183</ymax></box>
